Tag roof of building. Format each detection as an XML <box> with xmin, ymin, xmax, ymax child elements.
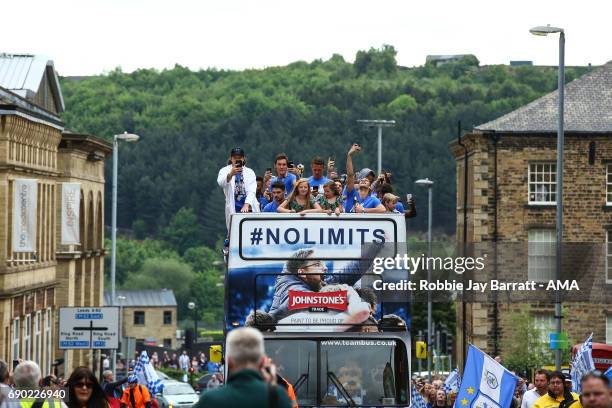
<box><xmin>476</xmin><ymin>61</ymin><xmax>612</xmax><ymax>133</ymax></box>
<box><xmin>0</xmin><ymin>85</ymin><xmax>64</xmax><ymax>128</ymax></box>
<box><xmin>0</xmin><ymin>53</ymin><xmax>65</xmax><ymax>113</ymax></box>
<box><xmin>103</xmin><ymin>289</ymin><xmax>178</xmax><ymax>307</ymax></box>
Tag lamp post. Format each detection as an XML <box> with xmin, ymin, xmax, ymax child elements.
<box><xmin>415</xmin><ymin>178</ymin><xmax>434</xmax><ymax>380</ymax></box>
<box><xmin>530</xmin><ymin>24</ymin><xmax>564</xmax><ymax>371</ymax></box>
<box><xmin>188</xmin><ymin>302</ymin><xmax>197</xmax><ymax>345</ymax></box>
<box><xmin>357</xmin><ymin>119</ymin><xmax>396</xmax><ymax>175</ymax></box>
<box><xmin>111</xmin><ymin>132</ymin><xmax>139</xmax><ymax>375</ymax></box>
<box><xmin>117</xmin><ymin>295</ymin><xmax>126</xmax><ymax>368</ymax></box>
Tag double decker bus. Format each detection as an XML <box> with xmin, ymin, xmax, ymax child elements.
<box><xmin>224</xmin><ymin>213</ymin><xmax>411</xmax><ymax>407</ymax></box>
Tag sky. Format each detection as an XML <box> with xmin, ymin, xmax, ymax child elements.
<box><xmin>3</xmin><ymin>0</ymin><xmax>611</xmax><ymax>76</ymax></box>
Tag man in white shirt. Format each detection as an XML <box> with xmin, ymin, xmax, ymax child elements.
<box><xmin>521</xmin><ymin>370</ymin><xmax>550</xmax><ymax>408</ymax></box>
<box><xmin>217</xmin><ymin>147</ymin><xmax>259</xmax><ymax>231</ymax></box>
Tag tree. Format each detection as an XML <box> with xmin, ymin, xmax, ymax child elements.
<box><xmin>500</xmin><ymin>305</ymin><xmax>550</xmax><ymax>373</ymax></box>
<box><xmin>161</xmin><ymin>207</ymin><xmax>203</xmax><ymax>255</ymax></box>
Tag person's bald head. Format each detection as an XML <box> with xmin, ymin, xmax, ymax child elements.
<box><xmin>580</xmin><ymin>373</ymin><xmax>611</xmax><ymax>408</ymax></box>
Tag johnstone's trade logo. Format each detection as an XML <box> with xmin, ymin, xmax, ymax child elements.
<box><xmin>287</xmin><ymin>290</ymin><xmax>348</xmax><ymax>312</ymax></box>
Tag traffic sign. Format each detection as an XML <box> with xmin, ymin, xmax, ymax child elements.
<box><xmin>59</xmin><ymin>307</ymin><xmax>119</xmax><ymax>349</ymax></box>
<box><xmin>416</xmin><ymin>341</ymin><xmax>427</xmax><ymax>359</ymax></box>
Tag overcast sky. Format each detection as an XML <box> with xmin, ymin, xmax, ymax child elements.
<box><xmin>4</xmin><ymin>0</ymin><xmax>611</xmax><ymax>76</ymax></box>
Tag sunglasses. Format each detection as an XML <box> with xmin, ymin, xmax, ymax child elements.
<box><xmin>75</xmin><ymin>381</ymin><xmax>93</xmax><ymax>389</ymax></box>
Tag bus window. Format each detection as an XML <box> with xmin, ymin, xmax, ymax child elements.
<box><xmin>266</xmin><ymin>339</ymin><xmax>318</xmax><ymax>406</ymax></box>
<box><xmin>320</xmin><ymin>339</ymin><xmax>407</xmax><ymax>406</ymax></box>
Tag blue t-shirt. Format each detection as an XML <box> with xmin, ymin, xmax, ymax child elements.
<box><xmin>258</xmin><ymin>195</ymin><xmax>269</xmax><ymax>210</ymax></box>
<box><xmin>395</xmin><ymin>201</ymin><xmax>405</xmax><ymax>214</ymax></box>
<box><xmin>234</xmin><ymin>173</ymin><xmax>246</xmax><ymax>212</ymax></box>
<box><xmin>263</xmin><ymin>200</ymin><xmax>280</xmax><ymax>212</ymax></box>
<box><xmin>343</xmin><ymin>188</ymin><xmax>382</xmax><ymax>212</ymax></box>
<box><xmin>308</xmin><ymin>175</ymin><xmax>330</xmax><ymax>188</ymax></box>
<box><xmin>270</xmin><ymin>173</ymin><xmax>297</xmax><ymax>196</ymax></box>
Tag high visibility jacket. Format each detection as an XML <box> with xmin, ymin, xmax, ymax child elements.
<box><xmin>121</xmin><ymin>385</ymin><xmax>151</xmax><ymax>408</ymax></box>
<box><xmin>532</xmin><ymin>392</ymin><xmax>582</xmax><ymax>408</ymax></box>
<box><xmin>19</xmin><ymin>400</ymin><xmax>63</xmax><ymax>408</ymax></box>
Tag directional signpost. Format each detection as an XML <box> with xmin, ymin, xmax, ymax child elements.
<box><xmin>59</xmin><ymin>307</ymin><xmax>119</xmax><ymax>349</ymax></box>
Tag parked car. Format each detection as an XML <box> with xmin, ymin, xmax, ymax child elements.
<box><xmin>156</xmin><ymin>380</ymin><xmax>199</xmax><ymax>408</ymax></box>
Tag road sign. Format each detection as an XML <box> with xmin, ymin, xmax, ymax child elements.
<box><xmin>59</xmin><ymin>307</ymin><xmax>119</xmax><ymax>349</ymax></box>
<box><xmin>416</xmin><ymin>341</ymin><xmax>427</xmax><ymax>359</ymax></box>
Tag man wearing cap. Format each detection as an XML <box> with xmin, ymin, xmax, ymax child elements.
<box><xmin>343</xmin><ymin>144</ymin><xmax>385</xmax><ymax>213</ymax></box>
<box><xmin>120</xmin><ymin>376</ymin><xmax>151</xmax><ymax>408</ymax></box>
<box><xmin>217</xmin><ymin>147</ymin><xmax>260</xmax><ymax>230</ymax></box>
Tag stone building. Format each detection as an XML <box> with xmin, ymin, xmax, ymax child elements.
<box><xmin>104</xmin><ymin>289</ymin><xmax>178</xmax><ymax>351</ymax></box>
<box><xmin>450</xmin><ymin>61</ymin><xmax>612</xmax><ymax>368</ymax></box>
<box><xmin>0</xmin><ymin>54</ymin><xmax>110</xmax><ymax>374</ymax></box>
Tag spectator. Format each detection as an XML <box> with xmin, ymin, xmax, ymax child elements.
<box><xmin>217</xmin><ymin>147</ymin><xmax>259</xmax><ymax>230</ymax></box>
<box><xmin>378</xmin><ymin>183</ymin><xmax>417</xmax><ymax>217</ymax></box>
<box><xmin>255</xmin><ymin>176</ymin><xmax>269</xmax><ymax>210</ymax></box>
<box><xmin>266</xmin><ymin>154</ymin><xmax>297</xmax><ymax>196</ymax></box>
<box><xmin>382</xmin><ymin>193</ymin><xmax>401</xmax><ymax>213</ymax></box>
<box><xmin>120</xmin><ymin>376</ymin><xmax>151</xmax><ymax>408</ymax></box>
<box><xmin>178</xmin><ymin>351</ymin><xmax>190</xmax><ymax>372</ymax></box>
<box><xmin>161</xmin><ymin>352</ymin><xmax>171</xmax><ymax>369</ymax></box>
<box><xmin>193</xmin><ymin>328</ymin><xmax>292</xmax><ymax>408</ymax></box>
<box><xmin>308</xmin><ymin>156</ymin><xmax>330</xmax><ymax>188</ymax></box>
<box><xmin>355</xmin><ymin>287</ymin><xmax>378</xmax><ymax>316</ymax></box>
<box><xmin>532</xmin><ymin>371</ymin><xmax>581</xmax><ymax>408</ymax></box>
<box><xmin>434</xmin><ymin>389</ymin><xmax>449</xmax><ymax>408</ymax></box>
<box><xmin>169</xmin><ymin>353</ymin><xmax>178</xmax><ymax>370</ymax></box>
<box><xmin>521</xmin><ymin>370</ymin><xmax>549</xmax><ymax>408</ymax></box>
<box><xmin>317</xmin><ymin>181</ymin><xmax>343</xmax><ymax>215</ymax></box>
<box><xmin>198</xmin><ymin>353</ymin><xmax>207</xmax><ymax>373</ymax></box>
<box><xmin>344</xmin><ymin>144</ymin><xmax>385</xmax><ymax>213</ymax></box>
<box><xmin>66</xmin><ymin>367</ymin><xmax>109</xmax><ymax>408</ymax></box>
<box><xmin>101</xmin><ymin>370</ymin><xmax>128</xmax><ymax>400</ymax></box>
<box><xmin>277</xmin><ymin>179</ymin><xmax>323</xmax><ymax>214</ymax></box>
<box><xmin>206</xmin><ymin>375</ymin><xmax>221</xmax><ymax>391</ymax></box>
<box><xmin>580</xmin><ymin>373</ymin><xmax>611</xmax><ymax>408</ymax></box>
<box><xmin>191</xmin><ymin>357</ymin><xmax>199</xmax><ymax>373</ymax></box>
<box><xmin>333</xmin><ymin>177</ymin><xmax>344</xmax><ymax>197</ymax></box>
<box><xmin>327</xmin><ymin>157</ymin><xmax>338</xmax><ymax>180</ymax></box>
<box><xmin>0</xmin><ymin>360</ymin><xmax>10</xmax><ymax>408</ymax></box>
<box><xmin>263</xmin><ymin>182</ymin><xmax>285</xmax><ymax>212</ymax></box>
<box><xmin>13</xmin><ymin>361</ymin><xmax>41</xmax><ymax>390</ymax></box>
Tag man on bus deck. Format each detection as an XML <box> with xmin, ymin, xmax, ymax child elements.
<box><xmin>267</xmin><ymin>244</ymin><xmax>382</xmax><ymax>321</ymax></box>
<box><xmin>263</xmin><ymin>181</ymin><xmax>286</xmax><ymax>212</ymax></box>
<box><xmin>344</xmin><ymin>144</ymin><xmax>385</xmax><ymax>213</ymax></box>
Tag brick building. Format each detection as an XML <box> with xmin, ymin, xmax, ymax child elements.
<box><xmin>450</xmin><ymin>61</ymin><xmax>612</xmax><ymax>368</ymax></box>
<box><xmin>104</xmin><ymin>289</ymin><xmax>178</xmax><ymax>351</ymax></box>
<box><xmin>0</xmin><ymin>54</ymin><xmax>110</xmax><ymax>374</ymax></box>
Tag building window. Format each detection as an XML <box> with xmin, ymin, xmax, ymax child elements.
<box><xmin>163</xmin><ymin>338</ymin><xmax>172</xmax><ymax>348</ymax></box>
<box><xmin>134</xmin><ymin>311</ymin><xmax>145</xmax><ymax>325</ymax></box>
<box><xmin>24</xmin><ymin>315</ymin><xmax>31</xmax><ymax>360</ymax></box>
<box><xmin>34</xmin><ymin>312</ymin><xmax>41</xmax><ymax>365</ymax></box>
<box><xmin>533</xmin><ymin>314</ymin><xmax>555</xmax><ymax>344</ymax></box>
<box><xmin>163</xmin><ymin>311</ymin><xmax>172</xmax><ymax>325</ymax></box>
<box><xmin>528</xmin><ymin>229</ymin><xmax>556</xmax><ymax>281</ymax></box>
<box><xmin>529</xmin><ymin>163</ymin><xmax>556</xmax><ymax>204</ymax></box>
<box><xmin>607</xmin><ymin>315</ymin><xmax>612</xmax><ymax>345</ymax></box>
<box><xmin>12</xmin><ymin>318</ymin><xmax>20</xmax><ymax>360</ymax></box>
<box><xmin>607</xmin><ymin>165</ymin><xmax>612</xmax><ymax>205</ymax></box>
<box><xmin>45</xmin><ymin>309</ymin><xmax>52</xmax><ymax>374</ymax></box>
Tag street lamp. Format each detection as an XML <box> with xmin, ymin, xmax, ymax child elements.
<box><xmin>530</xmin><ymin>24</ymin><xmax>564</xmax><ymax>371</ymax></box>
<box><xmin>110</xmin><ymin>132</ymin><xmax>139</xmax><ymax>375</ymax></box>
<box><xmin>357</xmin><ymin>119</ymin><xmax>396</xmax><ymax>175</ymax></box>
<box><xmin>188</xmin><ymin>302</ymin><xmax>197</xmax><ymax>344</ymax></box>
<box><xmin>117</xmin><ymin>295</ymin><xmax>126</xmax><ymax>366</ymax></box>
<box><xmin>415</xmin><ymin>178</ymin><xmax>434</xmax><ymax>380</ymax></box>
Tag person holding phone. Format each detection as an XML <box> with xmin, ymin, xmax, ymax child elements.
<box><xmin>217</xmin><ymin>147</ymin><xmax>259</xmax><ymax>231</ymax></box>
<box><xmin>265</xmin><ymin>153</ymin><xmax>296</xmax><ymax>197</ymax></box>
<box><xmin>344</xmin><ymin>144</ymin><xmax>385</xmax><ymax>213</ymax></box>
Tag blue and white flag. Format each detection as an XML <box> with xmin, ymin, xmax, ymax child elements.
<box><xmin>410</xmin><ymin>383</ymin><xmax>428</xmax><ymax>408</ymax></box>
<box><xmin>134</xmin><ymin>350</ymin><xmax>164</xmax><ymax>394</ymax></box>
<box><xmin>444</xmin><ymin>368</ymin><xmax>461</xmax><ymax>393</ymax></box>
<box><xmin>455</xmin><ymin>345</ymin><xmax>518</xmax><ymax>408</ymax></box>
<box><xmin>604</xmin><ymin>366</ymin><xmax>612</xmax><ymax>383</ymax></box>
<box><xmin>570</xmin><ymin>333</ymin><xmax>595</xmax><ymax>393</ymax></box>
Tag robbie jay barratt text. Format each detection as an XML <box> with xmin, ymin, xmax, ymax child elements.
<box><xmin>372</xmin><ymin>279</ymin><xmax>580</xmax><ymax>292</ymax></box>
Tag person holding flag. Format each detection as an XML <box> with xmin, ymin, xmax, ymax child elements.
<box><xmin>444</xmin><ymin>368</ymin><xmax>461</xmax><ymax>394</ymax></box>
<box><xmin>455</xmin><ymin>345</ymin><xmax>519</xmax><ymax>408</ymax></box>
<box><xmin>120</xmin><ymin>376</ymin><xmax>151</xmax><ymax>408</ymax></box>
<box><xmin>532</xmin><ymin>371</ymin><xmax>582</xmax><ymax>408</ymax></box>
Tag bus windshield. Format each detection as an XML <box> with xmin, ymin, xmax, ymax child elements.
<box><xmin>266</xmin><ymin>338</ymin><xmax>409</xmax><ymax>407</ymax></box>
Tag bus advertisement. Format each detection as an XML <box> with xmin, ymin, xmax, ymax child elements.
<box><xmin>225</xmin><ymin>213</ymin><xmax>411</xmax><ymax>407</ymax></box>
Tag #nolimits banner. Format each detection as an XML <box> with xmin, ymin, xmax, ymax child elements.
<box><xmin>12</xmin><ymin>179</ymin><xmax>38</xmax><ymax>253</ymax></box>
<box><xmin>61</xmin><ymin>183</ymin><xmax>81</xmax><ymax>245</ymax></box>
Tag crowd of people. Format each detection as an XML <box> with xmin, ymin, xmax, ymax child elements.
<box><xmin>217</xmin><ymin>143</ymin><xmax>417</xmax><ymax>230</ymax></box>
<box><xmin>412</xmin><ymin>364</ymin><xmax>611</xmax><ymax>408</ymax></box>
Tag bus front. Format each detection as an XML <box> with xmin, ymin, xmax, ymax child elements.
<box><xmin>225</xmin><ymin>213</ymin><xmax>411</xmax><ymax>407</ymax></box>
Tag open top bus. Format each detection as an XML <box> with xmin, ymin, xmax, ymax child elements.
<box><xmin>224</xmin><ymin>213</ymin><xmax>412</xmax><ymax>407</ymax></box>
